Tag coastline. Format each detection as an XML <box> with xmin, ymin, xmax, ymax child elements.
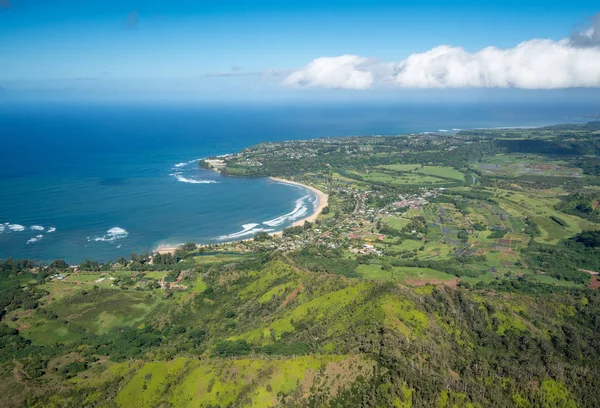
<box><xmin>154</xmin><ymin>177</ymin><xmax>328</xmax><ymax>254</ymax></box>
<box><xmin>269</xmin><ymin>177</ymin><xmax>329</xmax><ymax>227</ymax></box>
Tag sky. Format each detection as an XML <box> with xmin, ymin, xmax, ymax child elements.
<box><xmin>0</xmin><ymin>0</ymin><xmax>599</xmax><ymax>101</ymax></box>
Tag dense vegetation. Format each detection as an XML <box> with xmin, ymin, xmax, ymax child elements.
<box><xmin>2</xmin><ymin>123</ymin><xmax>600</xmax><ymax>407</ymax></box>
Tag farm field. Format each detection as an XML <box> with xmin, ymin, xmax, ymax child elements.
<box><xmin>379</xmin><ymin>164</ymin><xmax>465</xmax><ymax>181</ymax></box>
<box><xmin>476</xmin><ymin>154</ymin><xmax>583</xmax><ymax>178</ymax></box>
<box><xmin>348</xmin><ymin>169</ymin><xmax>447</xmax><ymax>185</ymax></box>
<box><xmin>356</xmin><ymin>264</ymin><xmax>457</xmax><ymax>285</ymax></box>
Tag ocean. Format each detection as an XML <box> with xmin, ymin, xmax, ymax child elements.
<box><xmin>0</xmin><ymin>100</ymin><xmax>597</xmax><ymax>263</ymax></box>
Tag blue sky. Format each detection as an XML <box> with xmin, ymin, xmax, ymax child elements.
<box><xmin>1</xmin><ymin>0</ymin><xmax>599</xmax><ymax>100</ymax></box>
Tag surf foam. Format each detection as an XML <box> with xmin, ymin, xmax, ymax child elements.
<box><xmin>93</xmin><ymin>227</ymin><xmax>129</xmax><ymax>242</ymax></box>
<box><xmin>27</xmin><ymin>235</ymin><xmax>43</xmax><ymax>244</ymax></box>
<box><xmin>263</xmin><ymin>195</ymin><xmax>310</xmax><ymax>227</ymax></box>
<box><xmin>171</xmin><ymin>173</ymin><xmax>219</xmax><ymax>184</ymax></box>
<box><xmin>217</xmin><ymin>223</ymin><xmax>274</xmax><ymax>241</ymax></box>
<box><xmin>7</xmin><ymin>224</ymin><xmax>25</xmax><ymax>232</ymax></box>
<box><xmin>47</xmin><ymin>227</ymin><xmax>56</xmax><ymax>233</ymax></box>
<box><xmin>30</xmin><ymin>225</ymin><xmax>45</xmax><ymax>231</ymax></box>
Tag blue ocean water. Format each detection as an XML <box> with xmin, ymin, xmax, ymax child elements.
<box><xmin>0</xmin><ymin>100</ymin><xmax>597</xmax><ymax>263</ymax></box>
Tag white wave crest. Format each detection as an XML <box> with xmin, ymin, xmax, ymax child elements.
<box><xmin>263</xmin><ymin>195</ymin><xmax>310</xmax><ymax>227</ymax></box>
<box><xmin>27</xmin><ymin>235</ymin><xmax>43</xmax><ymax>244</ymax></box>
<box><xmin>171</xmin><ymin>173</ymin><xmax>219</xmax><ymax>184</ymax></box>
<box><xmin>30</xmin><ymin>225</ymin><xmax>45</xmax><ymax>231</ymax></box>
<box><xmin>94</xmin><ymin>227</ymin><xmax>129</xmax><ymax>242</ymax></box>
<box><xmin>174</xmin><ymin>162</ymin><xmax>188</xmax><ymax>168</ymax></box>
<box><xmin>7</xmin><ymin>224</ymin><xmax>25</xmax><ymax>232</ymax></box>
<box><xmin>217</xmin><ymin>223</ymin><xmax>274</xmax><ymax>241</ymax></box>
<box><xmin>47</xmin><ymin>227</ymin><xmax>56</xmax><ymax>233</ymax></box>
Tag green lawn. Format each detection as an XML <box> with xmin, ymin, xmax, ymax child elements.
<box><xmin>356</xmin><ymin>264</ymin><xmax>456</xmax><ymax>284</ymax></box>
<box><xmin>378</xmin><ymin>164</ymin><xmax>464</xmax><ymax>181</ymax></box>
<box><xmin>384</xmin><ymin>216</ymin><xmax>411</xmax><ymax>230</ymax></box>
<box><xmin>49</xmin><ymin>290</ymin><xmax>161</xmax><ymax>335</ymax></box>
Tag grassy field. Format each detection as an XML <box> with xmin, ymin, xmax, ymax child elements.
<box><xmin>13</xmin><ymin>285</ymin><xmax>164</xmax><ymax>346</ymax></box>
<box><xmin>348</xmin><ymin>170</ymin><xmax>446</xmax><ymax>186</ymax></box>
<box><xmin>477</xmin><ymin>154</ymin><xmax>582</xmax><ymax>178</ymax></box>
<box><xmin>193</xmin><ymin>252</ymin><xmax>250</xmax><ymax>265</ymax></box>
<box><xmin>114</xmin><ymin>355</ymin><xmax>374</xmax><ymax>408</ymax></box>
<box><xmin>378</xmin><ymin>164</ymin><xmax>465</xmax><ymax>181</ymax></box>
<box><xmin>356</xmin><ymin>264</ymin><xmax>456</xmax><ymax>285</ymax></box>
<box><xmin>384</xmin><ymin>216</ymin><xmax>411</xmax><ymax>230</ymax></box>
<box><xmin>63</xmin><ymin>274</ymin><xmax>106</xmax><ymax>283</ymax></box>
<box><xmin>493</xmin><ymin>189</ymin><xmax>598</xmax><ymax>243</ymax></box>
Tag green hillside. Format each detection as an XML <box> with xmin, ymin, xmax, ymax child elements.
<box><xmin>3</xmin><ymin>123</ymin><xmax>600</xmax><ymax>407</ymax></box>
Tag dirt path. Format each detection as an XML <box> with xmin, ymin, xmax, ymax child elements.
<box><xmin>282</xmin><ymin>281</ymin><xmax>305</xmax><ymax>307</ymax></box>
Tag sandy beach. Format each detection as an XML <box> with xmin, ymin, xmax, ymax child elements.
<box><xmin>269</xmin><ymin>177</ymin><xmax>329</xmax><ymax>227</ymax></box>
<box><xmin>154</xmin><ymin>244</ymin><xmax>182</xmax><ymax>254</ymax></box>
<box><xmin>154</xmin><ymin>177</ymin><xmax>328</xmax><ymax>254</ymax></box>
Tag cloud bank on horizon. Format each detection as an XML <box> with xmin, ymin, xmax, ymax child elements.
<box><xmin>285</xmin><ymin>14</ymin><xmax>600</xmax><ymax>90</ymax></box>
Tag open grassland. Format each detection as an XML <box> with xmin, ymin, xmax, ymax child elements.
<box><xmin>378</xmin><ymin>164</ymin><xmax>465</xmax><ymax>181</ymax></box>
<box><xmin>477</xmin><ymin>154</ymin><xmax>583</xmax><ymax>178</ymax></box>
<box><xmin>348</xmin><ymin>170</ymin><xmax>446</xmax><ymax>186</ymax></box>
<box><xmin>493</xmin><ymin>189</ymin><xmax>598</xmax><ymax>243</ymax></box>
<box><xmin>383</xmin><ymin>216</ymin><xmax>411</xmax><ymax>230</ymax></box>
<box><xmin>49</xmin><ymin>289</ymin><xmax>160</xmax><ymax>336</ymax></box>
<box><xmin>357</xmin><ymin>264</ymin><xmax>456</xmax><ymax>285</ymax></box>
<box><xmin>193</xmin><ymin>252</ymin><xmax>250</xmax><ymax>266</ymax></box>
<box><xmin>114</xmin><ymin>355</ymin><xmax>375</xmax><ymax>408</ymax></box>
<box><xmin>63</xmin><ymin>274</ymin><xmax>107</xmax><ymax>283</ymax></box>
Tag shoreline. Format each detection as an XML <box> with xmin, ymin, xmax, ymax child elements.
<box><xmin>268</xmin><ymin>177</ymin><xmax>329</xmax><ymax>227</ymax></box>
<box><xmin>154</xmin><ymin>177</ymin><xmax>329</xmax><ymax>254</ymax></box>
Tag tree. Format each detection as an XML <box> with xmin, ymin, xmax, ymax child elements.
<box><xmin>254</xmin><ymin>231</ymin><xmax>272</xmax><ymax>242</ymax></box>
<box><xmin>283</xmin><ymin>226</ymin><xmax>304</xmax><ymax>237</ymax></box>
<box><xmin>181</xmin><ymin>242</ymin><xmax>197</xmax><ymax>251</ymax></box>
<box><xmin>80</xmin><ymin>259</ymin><xmax>100</xmax><ymax>272</ymax></box>
<box><xmin>49</xmin><ymin>259</ymin><xmax>69</xmax><ymax>270</ymax></box>
<box><xmin>174</xmin><ymin>248</ymin><xmax>187</xmax><ymax>260</ymax></box>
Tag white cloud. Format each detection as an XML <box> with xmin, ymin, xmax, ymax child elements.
<box><xmin>284</xmin><ymin>15</ymin><xmax>600</xmax><ymax>90</ymax></box>
<box><xmin>283</xmin><ymin>55</ymin><xmax>374</xmax><ymax>90</ymax></box>
<box><xmin>391</xmin><ymin>39</ymin><xmax>600</xmax><ymax>89</ymax></box>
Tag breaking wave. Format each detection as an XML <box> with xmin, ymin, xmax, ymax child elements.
<box><xmin>217</xmin><ymin>223</ymin><xmax>274</xmax><ymax>241</ymax></box>
<box><xmin>30</xmin><ymin>225</ymin><xmax>45</xmax><ymax>231</ymax></box>
<box><xmin>47</xmin><ymin>227</ymin><xmax>56</xmax><ymax>233</ymax></box>
<box><xmin>7</xmin><ymin>224</ymin><xmax>25</xmax><ymax>232</ymax></box>
<box><xmin>27</xmin><ymin>235</ymin><xmax>43</xmax><ymax>244</ymax></box>
<box><xmin>171</xmin><ymin>173</ymin><xmax>219</xmax><ymax>184</ymax></box>
<box><xmin>263</xmin><ymin>195</ymin><xmax>311</xmax><ymax>227</ymax></box>
<box><xmin>92</xmin><ymin>227</ymin><xmax>129</xmax><ymax>242</ymax></box>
